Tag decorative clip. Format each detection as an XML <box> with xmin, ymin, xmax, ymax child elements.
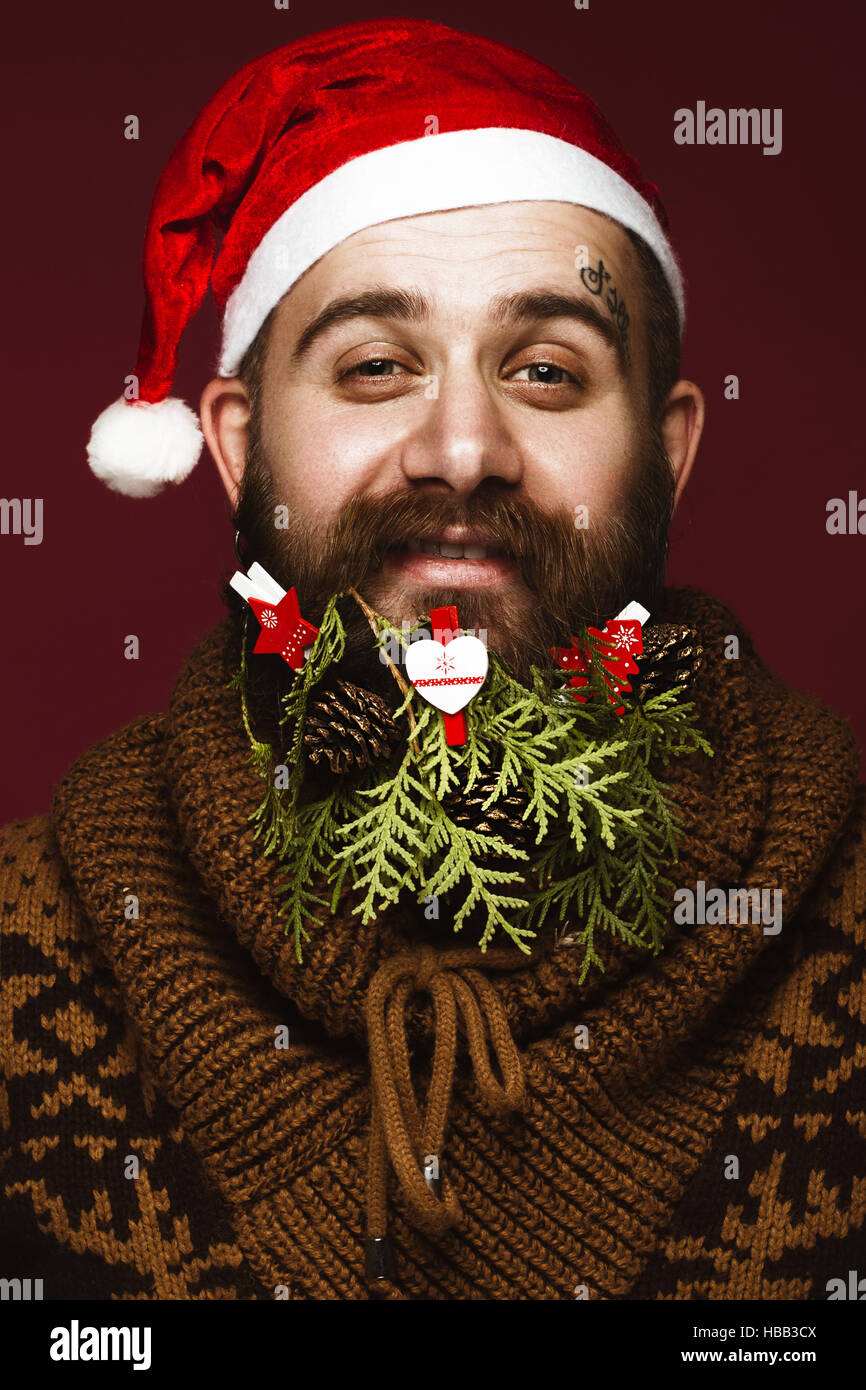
<box><xmin>551</xmin><ymin>601</ymin><xmax>650</xmax><ymax>716</ymax></box>
<box><xmin>404</xmin><ymin>603</ymin><xmax>488</xmax><ymax>746</ymax></box>
<box><xmin>229</xmin><ymin>562</ymin><xmax>319</xmax><ymax>671</ymax></box>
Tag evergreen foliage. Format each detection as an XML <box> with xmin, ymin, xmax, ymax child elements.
<box><xmin>229</xmin><ymin>597</ymin><xmax>712</xmax><ymax>981</ymax></box>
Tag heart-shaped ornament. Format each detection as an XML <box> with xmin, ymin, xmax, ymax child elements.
<box><xmin>405</xmin><ymin>636</ymin><xmax>489</xmax><ymax>715</ymax></box>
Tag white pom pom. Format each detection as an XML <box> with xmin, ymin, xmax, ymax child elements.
<box><xmin>87</xmin><ymin>396</ymin><xmax>204</xmax><ymax>498</ymax></box>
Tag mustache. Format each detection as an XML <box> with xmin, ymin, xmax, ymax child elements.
<box><xmin>235</xmin><ymin>471</ymin><xmax>661</xmax><ymax>629</ymax></box>
<box><xmin>328</xmin><ymin>490</ymin><xmax>546</xmax><ymax>565</ymax></box>
<box><xmin>326</xmin><ymin>491</ymin><xmax>581</xmax><ymax>594</ymax></box>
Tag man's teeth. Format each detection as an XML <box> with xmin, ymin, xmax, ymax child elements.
<box><xmin>406</xmin><ymin>539</ymin><xmax>510</xmax><ymax>559</ymax></box>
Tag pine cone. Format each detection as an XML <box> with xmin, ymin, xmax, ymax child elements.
<box><xmin>633</xmin><ymin>622</ymin><xmax>703</xmax><ymax>701</ymax></box>
<box><xmin>442</xmin><ymin>773</ymin><xmax>533</xmax><ymax>869</ymax></box>
<box><xmin>303</xmin><ymin>680</ymin><xmax>402</xmax><ymax>775</ymax></box>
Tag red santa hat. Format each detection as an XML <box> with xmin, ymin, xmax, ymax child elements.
<box><xmin>87</xmin><ymin>17</ymin><xmax>685</xmax><ymax>498</ymax></box>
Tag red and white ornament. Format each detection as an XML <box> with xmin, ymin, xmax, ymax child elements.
<box><xmin>405</xmin><ymin>636</ymin><xmax>489</xmax><ymax>715</ymax></box>
<box><xmin>229</xmin><ymin>562</ymin><xmax>318</xmax><ymax>671</ymax></box>
<box><xmin>552</xmin><ymin>601</ymin><xmax>650</xmax><ymax>716</ymax></box>
<box><xmin>405</xmin><ymin>603</ymin><xmax>489</xmax><ymax>747</ymax></box>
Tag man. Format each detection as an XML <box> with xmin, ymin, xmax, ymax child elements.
<box><xmin>1</xmin><ymin>18</ymin><xmax>863</xmax><ymax>1302</ymax></box>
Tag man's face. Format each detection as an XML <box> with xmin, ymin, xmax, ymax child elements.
<box><xmin>226</xmin><ymin>201</ymin><xmax>678</xmax><ymax>684</ymax></box>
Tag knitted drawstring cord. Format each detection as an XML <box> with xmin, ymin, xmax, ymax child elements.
<box><xmin>363</xmin><ymin>945</ymin><xmax>531</xmax><ymax>1298</ymax></box>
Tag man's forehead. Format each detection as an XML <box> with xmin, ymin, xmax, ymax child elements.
<box><xmin>277</xmin><ymin>201</ymin><xmax>636</xmax><ymax>325</ymax></box>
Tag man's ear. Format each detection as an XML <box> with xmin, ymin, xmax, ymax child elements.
<box><xmin>199</xmin><ymin>377</ymin><xmax>250</xmax><ymax>511</ymax></box>
<box><xmin>659</xmin><ymin>379</ymin><xmax>705</xmax><ymax>510</ymax></box>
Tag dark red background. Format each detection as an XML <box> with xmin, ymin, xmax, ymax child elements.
<box><xmin>2</xmin><ymin>0</ymin><xmax>864</xmax><ymax>825</ymax></box>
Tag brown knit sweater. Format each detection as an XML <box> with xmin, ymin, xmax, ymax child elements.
<box><xmin>1</xmin><ymin>588</ymin><xmax>864</xmax><ymax>1300</ymax></box>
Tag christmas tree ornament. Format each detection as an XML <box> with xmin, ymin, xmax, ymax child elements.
<box><xmin>633</xmin><ymin>622</ymin><xmax>704</xmax><ymax>701</ymax></box>
<box><xmin>85</xmin><ymin>18</ymin><xmax>684</xmax><ymax>497</ymax></box>
<box><xmin>405</xmin><ymin>604</ymin><xmax>488</xmax><ymax>747</ymax></box>
<box><xmin>552</xmin><ymin>600</ymin><xmax>650</xmax><ymax>715</ymax></box>
<box><xmin>229</xmin><ymin>562</ymin><xmax>319</xmax><ymax>671</ymax></box>
<box><xmin>303</xmin><ymin>680</ymin><xmax>402</xmax><ymax>775</ymax></box>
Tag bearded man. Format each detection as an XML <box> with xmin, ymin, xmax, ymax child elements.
<box><xmin>1</xmin><ymin>18</ymin><xmax>863</xmax><ymax>1303</ymax></box>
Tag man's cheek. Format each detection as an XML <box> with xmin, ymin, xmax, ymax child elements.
<box><xmin>294</xmin><ymin>410</ymin><xmax>396</xmax><ymax>494</ymax></box>
<box><xmin>263</xmin><ymin>411</ymin><xmax>355</xmax><ymax>513</ymax></box>
<box><xmin>527</xmin><ymin>421</ymin><xmax>635</xmax><ymax>517</ymax></box>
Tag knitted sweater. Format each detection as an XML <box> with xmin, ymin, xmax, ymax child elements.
<box><xmin>1</xmin><ymin>589</ymin><xmax>864</xmax><ymax>1301</ymax></box>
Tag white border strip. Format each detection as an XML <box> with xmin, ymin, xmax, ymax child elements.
<box><xmin>219</xmin><ymin>126</ymin><xmax>683</xmax><ymax>375</ymax></box>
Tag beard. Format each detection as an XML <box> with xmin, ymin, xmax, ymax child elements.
<box><xmin>223</xmin><ymin>408</ymin><xmax>676</xmax><ymax>747</ymax></box>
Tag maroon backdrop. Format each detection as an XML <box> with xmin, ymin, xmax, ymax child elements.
<box><xmin>2</xmin><ymin>0</ymin><xmax>864</xmax><ymax>824</ymax></box>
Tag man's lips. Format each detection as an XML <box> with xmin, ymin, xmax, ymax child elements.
<box><xmin>390</xmin><ymin>526</ymin><xmax>513</xmax><ymax>558</ymax></box>
<box><xmin>384</xmin><ymin>542</ymin><xmax>519</xmax><ymax>588</ymax></box>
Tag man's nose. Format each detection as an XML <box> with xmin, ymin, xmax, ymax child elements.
<box><xmin>398</xmin><ymin>366</ymin><xmax>524</xmax><ymax>493</ymax></box>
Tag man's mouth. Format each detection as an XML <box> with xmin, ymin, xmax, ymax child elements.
<box><xmin>384</xmin><ymin>528</ymin><xmax>519</xmax><ymax>587</ymax></box>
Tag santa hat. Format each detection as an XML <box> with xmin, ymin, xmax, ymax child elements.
<box><xmin>87</xmin><ymin>17</ymin><xmax>685</xmax><ymax>499</ymax></box>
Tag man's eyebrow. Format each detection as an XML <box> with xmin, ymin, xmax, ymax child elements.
<box><xmin>290</xmin><ymin>284</ymin><xmax>626</xmax><ymax>373</ymax></box>
<box><xmin>488</xmin><ymin>289</ymin><xmax>626</xmax><ymax>373</ymax></box>
<box><xmin>291</xmin><ymin>288</ymin><xmax>430</xmax><ymax>364</ymax></box>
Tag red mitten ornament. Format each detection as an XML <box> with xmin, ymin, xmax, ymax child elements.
<box><xmin>552</xmin><ymin>602</ymin><xmax>649</xmax><ymax>716</ymax></box>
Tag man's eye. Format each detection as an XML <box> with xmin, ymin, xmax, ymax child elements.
<box><xmin>342</xmin><ymin>358</ymin><xmax>409</xmax><ymax>379</ymax></box>
<box><xmin>511</xmin><ymin>362</ymin><xmax>580</xmax><ymax>386</ymax></box>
